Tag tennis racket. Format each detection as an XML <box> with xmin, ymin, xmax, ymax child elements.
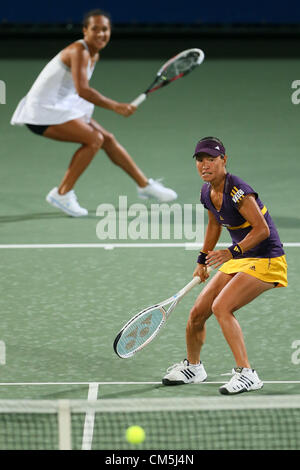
<box><xmin>113</xmin><ymin>269</ymin><xmax>211</xmax><ymax>359</ymax></box>
<box><xmin>131</xmin><ymin>48</ymin><xmax>205</xmax><ymax>107</ymax></box>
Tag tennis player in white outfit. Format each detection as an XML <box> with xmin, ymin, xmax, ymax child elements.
<box><xmin>11</xmin><ymin>9</ymin><xmax>177</xmax><ymax>217</ymax></box>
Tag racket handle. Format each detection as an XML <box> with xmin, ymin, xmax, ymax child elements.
<box><xmin>131</xmin><ymin>93</ymin><xmax>147</xmax><ymax>107</ymax></box>
<box><xmin>176</xmin><ymin>276</ymin><xmax>200</xmax><ymax>299</ymax></box>
<box><xmin>181</xmin><ymin>267</ymin><xmax>212</xmax><ymax>295</ymax></box>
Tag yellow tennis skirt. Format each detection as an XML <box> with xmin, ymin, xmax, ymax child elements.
<box><xmin>219</xmin><ymin>255</ymin><xmax>288</xmax><ymax>287</ymax></box>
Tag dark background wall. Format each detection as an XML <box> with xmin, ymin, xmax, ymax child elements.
<box><xmin>1</xmin><ymin>1</ymin><xmax>300</xmax><ymax>58</ymax></box>
<box><xmin>1</xmin><ymin>0</ymin><xmax>300</xmax><ymax>24</ymax></box>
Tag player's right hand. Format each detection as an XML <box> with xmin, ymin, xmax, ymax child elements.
<box><xmin>193</xmin><ymin>264</ymin><xmax>210</xmax><ymax>282</ymax></box>
<box><xmin>114</xmin><ymin>103</ymin><xmax>137</xmax><ymax>117</ymax></box>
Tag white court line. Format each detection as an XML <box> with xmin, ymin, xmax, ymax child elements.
<box><xmin>0</xmin><ymin>381</ymin><xmax>299</xmax><ymax>385</ymax></box>
<box><xmin>81</xmin><ymin>382</ymin><xmax>98</xmax><ymax>451</ymax></box>
<box><xmin>0</xmin><ymin>242</ymin><xmax>299</xmax><ymax>249</ymax></box>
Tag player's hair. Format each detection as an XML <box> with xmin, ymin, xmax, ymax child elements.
<box><xmin>83</xmin><ymin>9</ymin><xmax>112</xmax><ymax>28</ymax></box>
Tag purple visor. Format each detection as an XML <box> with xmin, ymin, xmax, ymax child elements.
<box><xmin>193</xmin><ymin>138</ymin><xmax>226</xmax><ymax>158</ymax></box>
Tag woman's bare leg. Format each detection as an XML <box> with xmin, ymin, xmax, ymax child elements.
<box><xmin>89</xmin><ymin>119</ymin><xmax>148</xmax><ymax>187</ymax></box>
<box><xmin>212</xmin><ymin>272</ymin><xmax>274</xmax><ymax>368</ymax></box>
<box><xmin>186</xmin><ymin>272</ymin><xmax>234</xmax><ymax>364</ymax></box>
<box><xmin>44</xmin><ymin>119</ymin><xmax>105</xmax><ymax>194</ymax></box>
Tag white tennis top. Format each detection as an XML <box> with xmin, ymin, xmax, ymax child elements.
<box><xmin>11</xmin><ymin>40</ymin><xmax>95</xmax><ymax>126</ymax></box>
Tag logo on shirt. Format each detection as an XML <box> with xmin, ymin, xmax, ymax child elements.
<box><xmin>231</xmin><ymin>186</ymin><xmax>245</xmax><ymax>204</ymax></box>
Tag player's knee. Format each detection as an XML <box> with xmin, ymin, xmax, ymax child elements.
<box><xmin>211</xmin><ymin>298</ymin><xmax>225</xmax><ymax>319</ymax></box>
<box><xmin>188</xmin><ymin>305</ymin><xmax>207</xmax><ymax>330</ymax></box>
<box><xmin>89</xmin><ymin>132</ymin><xmax>104</xmax><ymax>152</ymax></box>
<box><xmin>103</xmin><ymin>131</ymin><xmax>117</xmax><ymax>148</ymax></box>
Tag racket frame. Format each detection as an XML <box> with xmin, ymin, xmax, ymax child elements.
<box><xmin>131</xmin><ymin>48</ymin><xmax>205</xmax><ymax>107</ymax></box>
<box><xmin>113</xmin><ymin>275</ymin><xmax>205</xmax><ymax>358</ymax></box>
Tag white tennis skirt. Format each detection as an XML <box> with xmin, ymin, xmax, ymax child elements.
<box><xmin>11</xmin><ymin>94</ymin><xmax>95</xmax><ymax>126</ymax></box>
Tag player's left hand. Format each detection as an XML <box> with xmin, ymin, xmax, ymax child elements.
<box><xmin>206</xmin><ymin>249</ymin><xmax>232</xmax><ymax>269</ymax></box>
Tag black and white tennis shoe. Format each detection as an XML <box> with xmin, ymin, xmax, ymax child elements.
<box><xmin>162</xmin><ymin>359</ymin><xmax>207</xmax><ymax>385</ymax></box>
<box><xmin>219</xmin><ymin>367</ymin><xmax>263</xmax><ymax>395</ymax></box>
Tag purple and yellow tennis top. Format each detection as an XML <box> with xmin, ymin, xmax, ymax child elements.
<box><xmin>200</xmin><ymin>173</ymin><xmax>284</xmax><ymax>259</ymax></box>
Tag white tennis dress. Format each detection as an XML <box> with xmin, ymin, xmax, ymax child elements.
<box><xmin>11</xmin><ymin>39</ymin><xmax>95</xmax><ymax>126</ymax></box>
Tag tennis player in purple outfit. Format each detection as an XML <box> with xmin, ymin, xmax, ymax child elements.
<box><xmin>163</xmin><ymin>136</ymin><xmax>287</xmax><ymax>394</ymax></box>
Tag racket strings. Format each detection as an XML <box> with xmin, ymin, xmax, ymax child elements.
<box><xmin>162</xmin><ymin>52</ymin><xmax>200</xmax><ymax>80</ymax></box>
<box><xmin>115</xmin><ymin>307</ymin><xmax>165</xmax><ymax>357</ymax></box>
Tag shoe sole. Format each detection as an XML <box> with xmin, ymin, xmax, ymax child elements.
<box><xmin>162</xmin><ymin>379</ymin><xmax>185</xmax><ymax>386</ymax></box>
<box><xmin>219</xmin><ymin>383</ymin><xmax>264</xmax><ymax>395</ymax></box>
<box><xmin>46</xmin><ymin>196</ymin><xmax>88</xmax><ymax>217</ymax></box>
<box><xmin>162</xmin><ymin>376</ymin><xmax>207</xmax><ymax>386</ymax></box>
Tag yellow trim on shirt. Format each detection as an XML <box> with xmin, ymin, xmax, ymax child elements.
<box><xmin>228</xmin><ymin>206</ymin><xmax>267</xmax><ymax>230</ymax></box>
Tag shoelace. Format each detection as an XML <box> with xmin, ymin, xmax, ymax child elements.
<box><xmin>68</xmin><ymin>190</ymin><xmax>83</xmax><ymax>210</ymax></box>
<box><xmin>228</xmin><ymin>371</ymin><xmax>253</xmax><ymax>389</ymax></box>
<box><xmin>166</xmin><ymin>360</ymin><xmax>188</xmax><ymax>373</ymax></box>
<box><xmin>152</xmin><ymin>178</ymin><xmax>165</xmax><ymax>188</ymax></box>
<box><xmin>229</xmin><ymin>371</ymin><xmax>241</xmax><ymax>382</ymax></box>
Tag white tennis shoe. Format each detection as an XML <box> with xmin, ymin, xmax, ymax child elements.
<box><xmin>137</xmin><ymin>178</ymin><xmax>177</xmax><ymax>202</ymax></box>
<box><xmin>219</xmin><ymin>367</ymin><xmax>263</xmax><ymax>395</ymax></box>
<box><xmin>46</xmin><ymin>187</ymin><xmax>88</xmax><ymax>217</ymax></box>
<box><xmin>162</xmin><ymin>359</ymin><xmax>207</xmax><ymax>385</ymax></box>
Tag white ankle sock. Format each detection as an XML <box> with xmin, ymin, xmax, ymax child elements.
<box><xmin>189</xmin><ymin>362</ymin><xmax>201</xmax><ymax>369</ymax></box>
